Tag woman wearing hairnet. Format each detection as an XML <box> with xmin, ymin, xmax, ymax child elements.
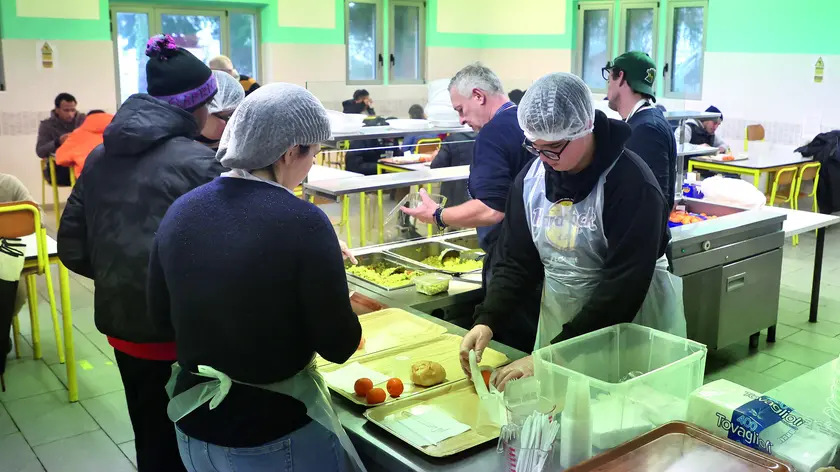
<box><xmin>460</xmin><ymin>73</ymin><xmax>685</xmax><ymax>390</ymax></box>
<box><xmin>196</xmin><ymin>70</ymin><xmax>245</xmax><ymax>149</ymax></box>
<box><xmin>147</xmin><ymin>83</ymin><xmax>366</xmax><ymax>471</ymax></box>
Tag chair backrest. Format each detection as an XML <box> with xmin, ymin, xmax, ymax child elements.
<box><xmin>318</xmin><ymin>150</ymin><xmax>346</xmax><ymax>169</ymax></box>
<box><xmin>746</xmin><ymin>124</ymin><xmax>765</xmax><ymax>141</ymax></box>
<box><xmin>799</xmin><ymin>162</ymin><xmax>821</xmax><ymax>182</ymax></box>
<box><xmin>0</xmin><ymin>201</ymin><xmax>45</xmax><ymax>272</ymax></box>
<box><xmin>774</xmin><ymin>166</ymin><xmax>798</xmax><ymax>186</ymax></box>
<box><xmin>0</xmin><ymin>201</ymin><xmax>39</xmax><ymax>239</ymax></box>
<box><xmin>415</xmin><ymin>138</ymin><xmax>442</xmax><ymax>155</ymax></box>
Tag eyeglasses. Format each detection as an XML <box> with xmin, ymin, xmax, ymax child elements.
<box><xmin>523</xmin><ymin>139</ymin><xmax>570</xmax><ymax>161</ymax></box>
<box><xmin>601</xmin><ymin>61</ymin><xmax>616</xmax><ymax>81</ymax></box>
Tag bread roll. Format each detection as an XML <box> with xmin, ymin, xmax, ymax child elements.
<box><xmin>411</xmin><ymin>361</ymin><xmax>446</xmax><ymax>387</ymax></box>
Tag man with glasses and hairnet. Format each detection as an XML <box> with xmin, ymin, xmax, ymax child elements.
<box><xmin>401</xmin><ymin>63</ymin><xmax>539</xmax><ymax>351</ymax></box>
<box><xmin>459</xmin><ymin>73</ymin><xmax>685</xmax><ymax>391</ymax></box>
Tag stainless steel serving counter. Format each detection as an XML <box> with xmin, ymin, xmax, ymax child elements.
<box><xmin>336</xmin><ymin>232</ymin><xmax>525</xmax><ymax>471</ymax></box>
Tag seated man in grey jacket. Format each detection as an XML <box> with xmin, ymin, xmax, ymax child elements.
<box><xmin>36</xmin><ymin>93</ymin><xmax>85</xmax><ymax>186</ymax></box>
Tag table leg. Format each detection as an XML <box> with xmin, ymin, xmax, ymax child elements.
<box><xmin>425</xmin><ymin>183</ymin><xmax>434</xmax><ymax>237</ymax></box>
<box><xmin>767</xmin><ymin>325</ymin><xmax>777</xmax><ymax>343</ymax></box>
<box><xmin>378</xmin><ymin>190</ymin><xmax>384</xmax><ymax>244</ymax></box>
<box><xmin>377</xmin><ymin>165</ymin><xmax>384</xmax><ymax>244</ymax></box>
<box><xmin>342</xmin><ymin>196</ymin><xmax>351</xmax><ymax>247</ymax></box>
<box><xmin>58</xmin><ymin>263</ymin><xmax>78</xmax><ymax>402</ymax></box>
<box><xmin>749</xmin><ymin>332</ymin><xmax>760</xmax><ymax>349</ymax></box>
<box><xmin>360</xmin><ymin>193</ymin><xmax>367</xmax><ymax>247</ymax></box>
<box><xmin>26</xmin><ymin>274</ymin><xmax>41</xmax><ymax>359</ymax></box>
<box><xmin>810</xmin><ymin>227</ymin><xmax>826</xmax><ymax>323</ymax></box>
<box><xmin>753</xmin><ymin>172</ymin><xmax>760</xmax><ymax>189</ymax></box>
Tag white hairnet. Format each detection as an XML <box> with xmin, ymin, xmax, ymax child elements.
<box><xmin>518</xmin><ymin>72</ymin><xmax>595</xmax><ymax>142</ymax></box>
<box><xmin>217</xmin><ymin>83</ymin><xmax>331</xmax><ymax>170</ymax></box>
<box><xmin>208</xmin><ymin>71</ymin><xmax>244</xmax><ymax>115</ymax></box>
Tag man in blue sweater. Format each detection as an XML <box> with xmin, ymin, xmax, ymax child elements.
<box><xmin>402</xmin><ymin>63</ymin><xmax>538</xmax><ymax>351</ymax></box>
<box><xmin>605</xmin><ymin>51</ymin><xmax>678</xmax><ymax>207</ymax></box>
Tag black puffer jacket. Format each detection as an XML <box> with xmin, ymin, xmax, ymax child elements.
<box><xmin>58</xmin><ymin>94</ymin><xmax>225</xmax><ymax>343</ymax></box>
<box><xmin>796</xmin><ymin>131</ymin><xmax>840</xmax><ymax>214</ymax></box>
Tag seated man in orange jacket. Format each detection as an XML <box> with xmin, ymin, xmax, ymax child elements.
<box><xmin>54</xmin><ymin>110</ymin><xmax>113</xmax><ymax>178</ymax></box>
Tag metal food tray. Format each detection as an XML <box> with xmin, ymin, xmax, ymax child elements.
<box><xmin>345</xmin><ymin>253</ymin><xmax>423</xmax><ymax>291</ymax></box>
<box><xmin>385</xmin><ymin>241</ymin><xmax>483</xmax><ymax>275</ymax></box>
<box><xmin>566</xmin><ymin>421</ymin><xmax>794</xmax><ymax>471</ymax></box>
<box><xmin>364</xmin><ymin>379</ymin><xmax>503</xmax><ymax>457</ymax></box>
<box><xmin>442</xmin><ymin>233</ymin><xmax>483</xmax><ymax>252</ymax></box>
<box><xmin>322</xmin><ymin>333</ymin><xmax>508</xmax><ymax>406</ymax></box>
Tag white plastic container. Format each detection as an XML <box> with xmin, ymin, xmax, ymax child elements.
<box><xmin>414</xmin><ymin>273</ymin><xmax>451</xmax><ymax>295</ymax></box>
<box><xmin>534</xmin><ymin>324</ymin><xmax>707</xmax><ymax>451</ymax></box>
<box><xmin>560</xmin><ymin>376</ymin><xmax>593</xmax><ymax>468</ymax></box>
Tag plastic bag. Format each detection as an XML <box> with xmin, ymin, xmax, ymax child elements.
<box><xmin>699</xmin><ymin>176</ymin><xmax>766</xmax><ymax>209</ymax></box>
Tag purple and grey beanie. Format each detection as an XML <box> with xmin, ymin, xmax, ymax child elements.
<box><xmin>145</xmin><ymin>34</ymin><xmax>217</xmax><ymax>112</ymax></box>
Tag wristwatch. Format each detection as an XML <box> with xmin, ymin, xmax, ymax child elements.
<box><xmin>433</xmin><ymin>207</ymin><xmax>448</xmax><ymax>230</ymax></box>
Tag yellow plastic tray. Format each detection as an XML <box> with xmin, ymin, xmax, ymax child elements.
<box><xmin>322</xmin><ymin>333</ymin><xmax>508</xmax><ymax>407</ymax></box>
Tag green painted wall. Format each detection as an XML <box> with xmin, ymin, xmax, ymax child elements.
<box><xmin>0</xmin><ymin>0</ymin><xmax>111</xmax><ymax>41</ymax></box>
<box><xmin>0</xmin><ymin>0</ymin><xmax>346</xmax><ymax>45</ymax></box>
<box><xmin>425</xmin><ymin>0</ymin><xmax>574</xmax><ymax>50</ymax></box>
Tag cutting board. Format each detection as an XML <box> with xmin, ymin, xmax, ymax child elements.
<box><xmin>316</xmin><ymin>308</ymin><xmax>447</xmax><ymax>367</ymax></box>
<box><xmin>322</xmin><ymin>333</ymin><xmax>508</xmax><ymax>407</ymax></box>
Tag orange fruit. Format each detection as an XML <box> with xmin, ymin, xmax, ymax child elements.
<box><xmin>387</xmin><ymin>378</ymin><xmax>404</xmax><ymax>398</ymax></box>
<box><xmin>357</xmin><ymin>336</ymin><xmax>366</xmax><ymax>351</ymax></box>
<box><xmin>481</xmin><ymin>370</ymin><xmax>491</xmax><ymax>389</ymax></box>
<box><xmin>366</xmin><ymin>387</ymin><xmax>386</xmax><ymax>404</ymax></box>
<box><xmin>354</xmin><ymin>378</ymin><xmax>373</xmax><ymax>397</ymax></box>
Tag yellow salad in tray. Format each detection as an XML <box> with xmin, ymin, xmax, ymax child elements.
<box><xmin>420</xmin><ymin>256</ymin><xmax>483</xmax><ymax>273</ymax></box>
<box><xmin>347</xmin><ymin>263</ymin><xmax>420</xmax><ymax>288</ymax></box>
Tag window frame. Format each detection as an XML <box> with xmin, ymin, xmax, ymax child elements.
<box><xmin>575</xmin><ymin>1</ymin><xmax>614</xmax><ymax>94</ymax></box>
<box><xmin>388</xmin><ymin>0</ymin><xmax>426</xmax><ymax>85</ymax></box>
<box><xmin>345</xmin><ymin>0</ymin><xmax>384</xmax><ymax>85</ymax></box>
<box><xmin>109</xmin><ymin>4</ymin><xmax>261</xmax><ymax>106</ymax></box>
<box><xmin>664</xmin><ymin>0</ymin><xmax>708</xmax><ymax>100</ymax></box>
<box><xmin>618</xmin><ymin>0</ymin><xmax>659</xmax><ymax>62</ymax></box>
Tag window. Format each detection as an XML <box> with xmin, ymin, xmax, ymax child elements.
<box><xmin>619</xmin><ymin>1</ymin><xmax>658</xmax><ymax>60</ymax></box>
<box><xmin>665</xmin><ymin>1</ymin><xmax>706</xmax><ymax>99</ymax></box>
<box><xmin>575</xmin><ymin>2</ymin><xmax>614</xmax><ymax>93</ymax></box>
<box><xmin>390</xmin><ymin>1</ymin><xmax>425</xmax><ymax>84</ymax></box>
<box><xmin>110</xmin><ymin>5</ymin><xmax>260</xmax><ymax>105</ymax></box>
<box><xmin>345</xmin><ymin>0</ymin><xmax>425</xmax><ymax>85</ymax></box>
<box><xmin>346</xmin><ymin>1</ymin><xmax>380</xmax><ymax>83</ymax></box>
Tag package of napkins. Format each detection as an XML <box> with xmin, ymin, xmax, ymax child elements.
<box><xmin>688</xmin><ymin>379</ymin><xmax>839</xmax><ymax>472</ymax></box>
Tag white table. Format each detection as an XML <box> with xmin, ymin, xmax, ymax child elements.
<box><xmin>22</xmin><ymin>233</ymin><xmax>57</xmax><ymax>260</ymax></box>
<box><xmin>307</xmin><ymin>165</ymin><xmax>361</xmax><ymax>183</ymax></box>
<box><xmin>762</xmin><ymin>207</ymin><xmax>840</xmax><ymax>325</ymax></box>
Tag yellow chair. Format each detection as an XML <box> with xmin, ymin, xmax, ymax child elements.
<box><xmin>318</xmin><ymin>150</ymin><xmax>346</xmax><ymax>170</ymax></box>
<box><xmin>0</xmin><ymin>201</ymin><xmax>77</xmax><ymax>401</ymax></box>
<box><xmin>792</xmin><ymin>162</ymin><xmax>821</xmax><ymax>246</ymax></box>
<box><xmin>415</xmin><ymin>138</ymin><xmax>442</xmax><ymax>155</ymax></box>
<box><xmin>765</xmin><ymin>166</ymin><xmax>799</xmax><ymax>208</ymax></box>
<box><xmin>743</xmin><ymin>124</ymin><xmax>765</xmax><ymax>151</ymax></box>
<box><xmin>40</xmin><ymin>156</ymin><xmax>72</xmax><ymax>228</ymax></box>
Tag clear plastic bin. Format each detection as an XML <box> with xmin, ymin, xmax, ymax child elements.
<box><xmin>414</xmin><ymin>272</ymin><xmax>451</xmax><ymax>295</ymax></box>
<box><xmin>533</xmin><ymin>324</ymin><xmax>707</xmax><ymax>451</ymax></box>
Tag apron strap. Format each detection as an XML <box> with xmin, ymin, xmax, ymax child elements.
<box><xmin>166</xmin><ymin>362</ymin><xmax>368</xmax><ymax>472</ymax></box>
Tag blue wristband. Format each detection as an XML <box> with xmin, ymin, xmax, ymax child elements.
<box><xmin>433</xmin><ymin>207</ymin><xmax>447</xmax><ymax>230</ymax></box>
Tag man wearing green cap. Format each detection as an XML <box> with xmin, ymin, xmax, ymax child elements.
<box><xmin>604</xmin><ymin>51</ymin><xmax>678</xmax><ymax>207</ymax></box>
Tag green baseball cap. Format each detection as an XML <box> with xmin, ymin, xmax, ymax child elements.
<box><xmin>609</xmin><ymin>51</ymin><xmax>657</xmax><ymax>101</ymax></box>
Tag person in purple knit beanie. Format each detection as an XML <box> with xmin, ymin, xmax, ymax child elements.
<box><xmin>57</xmin><ymin>34</ymin><xmax>224</xmax><ymax>472</ymax></box>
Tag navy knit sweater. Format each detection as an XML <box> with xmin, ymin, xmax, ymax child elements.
<box><xmin>147</xmin><ymin>176</ymin><xmax>362</xmax><ymax>447</ymax></box>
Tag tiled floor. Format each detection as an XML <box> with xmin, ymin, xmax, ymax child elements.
<box><xmin>2</xmin><ymin>205</ymin><xmax>839</xmax><ymax>471</ymax></box>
